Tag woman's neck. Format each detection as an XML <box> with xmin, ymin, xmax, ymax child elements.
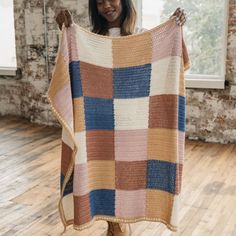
<box><xmin>108</xmin><ymin>17</ymin><xmax>122</xmax><ymax>29</ymax></box>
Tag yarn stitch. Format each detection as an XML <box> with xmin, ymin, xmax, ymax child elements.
<box><xmin>47</xmin><ymin>17</ymin><xmax>190</xmax><ymax>232</ymax></box>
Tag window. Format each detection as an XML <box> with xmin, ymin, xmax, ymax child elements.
<box><xmin>0</xmin><ymin>0</ymin><xmax>17</xmax><ymax>76</ymax></box>
<box><xmin>135</xmin><ymin>0</ymin><xmax>229</xmax><ymax>89</ymax></box>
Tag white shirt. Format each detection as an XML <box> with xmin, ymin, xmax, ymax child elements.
<box><xmin>108</xmin><ymin>27</ymin><xmax>121</xmax><ymax>37</ymax></box>
<box><xmin>108</xmin><ymin>27</ymin><xmax>146</xmax><ymax>37</ymax></box>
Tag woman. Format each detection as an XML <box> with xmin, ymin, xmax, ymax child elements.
<box><xmin>56</xmin><ymin>1</ymin><xmax>186</xmax><ymax>235</ymax></box>
<box><xmin>56</xmin><ymin>1</ymin><xmax>186</xmax><ymax>35</ymax></box>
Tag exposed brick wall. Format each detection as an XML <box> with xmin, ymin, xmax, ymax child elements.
<box><xmin>0</xmin><ymin>0</ymin><xmax>89</xmax><ymax>126</ymax></box>
<box><xmin>185</xmin><ymin>0</ymin><xmax>236</xmax><ymax>143</ymax></box>
<box><xmin>0</xmin><ymin>0</ymin><xmax>235</xmax><ymax>143</ymax></box>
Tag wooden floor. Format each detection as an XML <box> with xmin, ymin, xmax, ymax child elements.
<box><xmin>0</xmin><ymin>116</ymin><xmax>235</xmax><ymax>236</ymax></box>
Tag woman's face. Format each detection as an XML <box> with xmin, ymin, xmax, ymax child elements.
<box><xmin>96</xmin><ymin>0</ymin><xmax>122</xmax><ymax>24</ymax></box>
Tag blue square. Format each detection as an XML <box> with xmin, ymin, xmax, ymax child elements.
<box><xmin>113</xmin><ymin>64</ymin><xmax>151</xmax><ymax>98</ymax></box>
<box><xmin>89</xmin><ymin>189</ymin><xmax>115</xmax><ymax>217</ymax></box>
<box><xmin>147</xmin><ymin>160</ymin><xmax>176</xmax><ymax>194</ymax></box>
<box><xmin>69</xmin><ymin>61</ymin><xmax>83</xmax><ymax>98</ymax></box>
<box><xmin>84</xmin><ymin>96</ymin><xmax>114</xmax><ymax>130</ymax></box>
<box><xmin>178</xmin><ymin>95</ymin><xmax>185</xmax><ymax>132</ymax></box>
<box><xmin>61</xmin><ymin>171</ymin><xmax>73</xmax><ymax>197</ymax></box>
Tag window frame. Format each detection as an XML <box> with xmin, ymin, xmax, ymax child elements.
<box><xmin>0</xmin><ymin>67</ymin><xmax>17</xmax><ymax>76</ymax></box>
<box><xmin>135</xmin><ymin>0</ymin><xmax>229</xmax><ymax>89</ymax></box>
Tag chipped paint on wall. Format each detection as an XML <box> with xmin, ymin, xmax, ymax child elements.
<box><xmin>25</xmin><ymin>8</ymin><xmax>45</xmax><ymax>45</ymax></box>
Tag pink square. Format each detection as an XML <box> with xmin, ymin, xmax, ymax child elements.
<box><xmin>151</xmin><ymin>23</ymin><xmax>181</xmax><ymax>62</ymax></box>
<box><xmin>115</xmin><ymin>129</ymin><xmax>148</xmax><ymax>161</ymax></box>
<box><xmin>73</xmin><ymin>163</ymin><xmax>89</xmax><ymax>196</ymax></box>
<box><xmin>178</xmin><ymin>131</ymin><xmax>185</xmax><ymax>164</ymax></box>
<box><xmin>115</xmin><ymin>189</ymin><xmax>146</xmax><ymax>218</ymax></box>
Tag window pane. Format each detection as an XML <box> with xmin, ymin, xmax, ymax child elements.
<box><xmin>142</xmin><ymin>0</ymin><xmax>226</xmax><ymax>76</ymax></box>
<box><xmin>0</xmin><ymin>0</ymin><xmax>16</xmax><ymax>68</ymax></box>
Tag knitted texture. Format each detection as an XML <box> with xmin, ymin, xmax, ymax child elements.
<box><xmin>47</xmin><ymin>17</ymin><xmax>190</xmax><ymax>232</ymax></box>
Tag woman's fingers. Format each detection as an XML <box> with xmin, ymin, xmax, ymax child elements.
<box><xmin>55</xmin><ymin>9</ymin><xmax>73</xmax><ymax>30</ymax></box>
<box><xmin>56</xmin><ymin>11</ymin><xmax>64</xmax><ymax>30</ymax></box>
<box><xmin>180</xmin><ymin>18</ymin><xmax>186</xmax><ymax>26</ymax></box>
<box><xmin>173</xmin><ymin>8</ymin><xmax>187</xmax><ymax>26</ymax></box>
<box><xmin>62</xmin><ymin>11</ymin><xmax>69</xmax><ymax>27</ymax></box>
<box><xmin>170</xmin><ymin>7</ymin><xmax>180</xmax><ymax>20</ymax></box>
<box><xmin>64</xmin><ymin>10</ymin><xmax>73</xmax><ymax>27</ymax></box>
<box><xmin>180</xmin><ymin>11</ymin><xmax>187</xmax><ymax>26</ymax></box>
<box><xmin>174</xmin><ymin>7</ymin><xmax>181</xmax><ymax>16</ymax></box>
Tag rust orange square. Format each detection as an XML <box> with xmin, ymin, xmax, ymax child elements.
<box><xmin>80</xmin><ymin>61</ymin><xmax>113</xmax><ymax>99</ymax></box>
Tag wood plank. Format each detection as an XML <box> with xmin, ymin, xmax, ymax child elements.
<box><xmin>0</xmin><ymin>115</ymin><xmax>235</xmax><ymax>235</ymax></box>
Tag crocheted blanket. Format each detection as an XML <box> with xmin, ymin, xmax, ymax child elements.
<box><xmin>47</xmin><ymin>17</ymin><xmax>190</xmax><ymax>232</ymax></box>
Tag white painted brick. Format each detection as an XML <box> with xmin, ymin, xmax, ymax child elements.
<box><xmin>25</xmin><ymin>8</ymin><xmax>44</xmax><ymax>45</ymax></box>
<box><xmin>230</xmin><ymin>85</ymin><xmax>236</xmax><ymax>96</ymax></box>
<box><xmin>186</xmin><ymin>105</ymin><xmax>200</xmax><ymax>118</ymax></box>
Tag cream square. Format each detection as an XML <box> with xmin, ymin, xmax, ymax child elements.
<box><xmin>75</xmin><ymin>131</ymin><xmax>87</xmax><ymax>164</ymax></box>
<box><xmin>62</xmin><ymin>193</ymin><xmax>74</xmax><ymax>219</ymax></box>
<box><xmin>150</xmin><ymin>56</ymin><xmax>181</xmax><ymax>96</ymax></box>
<box><xmin>76</xmin><ymin>27</ymin><xmax>113</xmax><ymax>68</ymax></box>
<box><xmin>62</xmin><ymin>127</ymin><xmax>74</xmax><ymax>149</ymax></box>
<box><xmin>114</xmin><ymin>97</ymin><xmax>149</xmax><ymax>130</ymax></box>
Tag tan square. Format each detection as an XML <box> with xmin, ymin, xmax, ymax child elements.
<box><xmin>148</xmin><ymin>128</ymin><xmax>178</xmax><ymax>163</ymax></box>
<box><xmin>49</xmin><ymin>54</ymin><xmax>70</xmax><ymax>97</ymax></box>
<box><xmin>73</xmin><ymin>97</ymin><xmax>85</xmax><ymax>132</ymax></box>
<box><xmin>113</xmin><ymin>32</ymin><xmax>152</xmax><ymax>68</ymax></box>
<box><xmin>179</xmin><ymin>60</ymin><xmax>185</xmax><ymax>97</ymax></box>
<box><xmin>146</xmin><ymin>189</ymin><xmax>173</xmax><ymax>221</ymax></box>
<box><xmin>88</xmin><ymin>160</ymin><xmax>115</xmax><ymax>190</ymax></box>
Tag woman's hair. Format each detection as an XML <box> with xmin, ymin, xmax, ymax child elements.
<box><xmin>89</xmin><ymin>0</ymin><xmax>137</xmax><ymax>36</ymax></box>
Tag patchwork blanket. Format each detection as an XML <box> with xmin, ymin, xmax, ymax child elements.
<box><xmin>47</xmin><ymin>17</ymin><xmax>190</xmax><ymax>232</ymax></box>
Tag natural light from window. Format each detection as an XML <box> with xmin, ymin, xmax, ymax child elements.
<box><xmin>0</xmin><ymin>0</ymin><xmax>17</xmax><ymax>70</ymax></box>
<box><xmin>141</xmin><ymin>0</ymin><xmax>227</xmax><ymax>80</ymax></box>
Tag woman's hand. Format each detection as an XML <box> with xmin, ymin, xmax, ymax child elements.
<box><xmin>56</xmin><ymin>10</ymin><xmax>73</xmax><ymax>31</ymax></box>
<box><xmin>170</xmin><ymin>8</ymin><xmax>186</xmax><ymax>26</ymax></box>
